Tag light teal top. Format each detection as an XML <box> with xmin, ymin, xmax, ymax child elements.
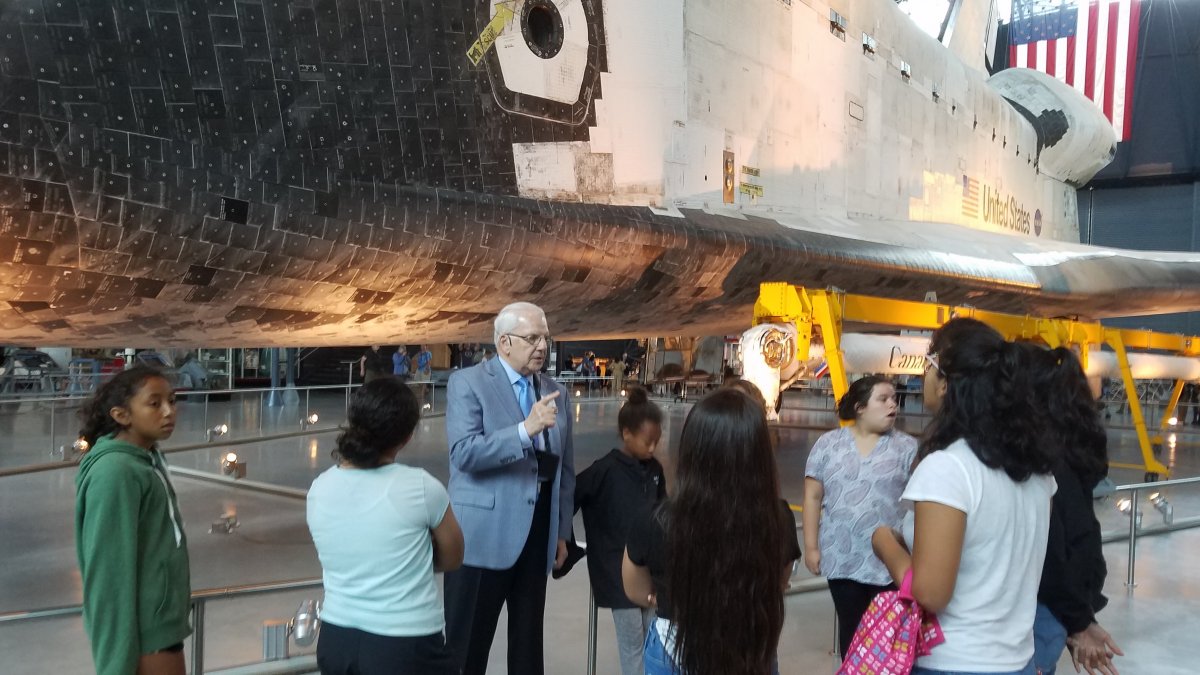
<box><xmin>307</xmin><ymin>463</ymin><xmax>449</xmax><ymax>636</ymax></box>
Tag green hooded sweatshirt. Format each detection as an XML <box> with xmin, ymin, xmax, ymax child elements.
<box><xmin>75</xmin><ymin>435</ymin><xmax>192</xmax><ymax>675</ymax></box>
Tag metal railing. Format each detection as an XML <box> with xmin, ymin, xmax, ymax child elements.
<box><xmin>1104</xmin><ymin>474</ymin><xmax>1200</xmax><ymax>587</ymax></box>
<box><xmin>4</xmin><ymin>372</ymin><xmax>641</xmax><ymax>463</ymax></box>
<box><xmin>5</xmin><ymin>471</ymin><xmax>1195</xmax><ymax>673</ymax></box>
<box><xmin>0</xmin><ymin>383</ymin><xmax>367</xmax><ymax>460</ymax></box>
<box><xmin>1</xmin><ymin>372</ymin><xmax>642</xmax><ymax>478</ymax></box>
<box><xmin>0</xmin><ymin>378</ymin><xmax>455</xmax><ymax>458</ymax></box>
<box><xmin>0</xmin><ymin>577</ymin><xmax>324</xmax><ymax>674</ymax></box>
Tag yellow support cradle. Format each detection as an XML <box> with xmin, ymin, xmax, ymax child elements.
<box><xmin>752</xmin><ymin>283</ymin><xmax>1199</xmax><ymax>479</ymax></box>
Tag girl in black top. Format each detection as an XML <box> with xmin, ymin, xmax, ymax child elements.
<box><xmin>1023</xmin><ymin>344</ymin><xmax>1122</xmax><ymax>675</ymax></box>
<box><xmin>575</xmin><ymin>386</ymin><xmax>665</xmax><ymax>675</ymax></box>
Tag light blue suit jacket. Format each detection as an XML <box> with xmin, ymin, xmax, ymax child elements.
<box><xmin>446</xmin><ymin>357</ymin><xmax>575</xmax><ymax>573</ymax></box>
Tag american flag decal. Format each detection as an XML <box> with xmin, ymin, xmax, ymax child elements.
<box><xmin>961</xmin><ymin>175</ymin><xmax>980</xmax><ymax>219</ymax></box>
<box><xmin>1007</xmin><ymin>0</ymin><xmax>1141</xmax><ymax>141</ymax></box>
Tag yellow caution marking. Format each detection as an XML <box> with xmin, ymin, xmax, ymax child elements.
<box><xmin>739</xmin><ymin>182</ymin><xmax>764</xmax><ymax>197</ymax></box>
<box><xmin>467</xmin><ymin>3</ymin><xmax>516</xmax><ymax>66</ymax></box>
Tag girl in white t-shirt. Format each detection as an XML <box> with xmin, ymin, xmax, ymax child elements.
<box><xmin>872</xmin><ymin>318</ymin><xmax>1057</xmax><ymax>675</ymax></box>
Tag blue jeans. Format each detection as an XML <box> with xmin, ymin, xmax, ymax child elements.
<box><xmin>913</xmin><ymin>660</ymin><xmax>1036</xmax><ymax>675</ymax></box>
<box><xmin>1032</xmin><ymin>603</ymin><xmax>1069</xmax><ymax>674</ymax></box>
<box><xmin>642</xmin><ymin>624</ymin><xmax>676</xmax><ymax>675</ymax></box>
<box><xmin>642</xmin><ymin>623</ymin><xmax>780</xmax><ymax>675</ymax></box>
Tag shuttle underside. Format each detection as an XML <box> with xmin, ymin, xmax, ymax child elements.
<box><xmin>0</xmin><ymin>0</ymin><xmax>1198</xmax><ymax>346</ymax></box>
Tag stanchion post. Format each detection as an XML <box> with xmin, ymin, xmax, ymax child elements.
<box><xmin>190</xmin><ymin>599</ymin><xmax>205</xmax><ymax>674</ymax></box>
<box><xmin>833</xmin><ymin>615</ymin><xmax>840</xmax><ymax>662</ymax></box>
<box><xmin>1126</xmin><ymin>487</ymin><xmax>1139</xmax><ymax>588</ymax></box>
<box><xmin>48</xmin><ymin>403</ymin><xmax>55</xmax><ymax>455</ymax></box>
<box><xmin>587</xmin><ymin>589</ymin><xmax>597</xmax><ymax>675</ymax></box>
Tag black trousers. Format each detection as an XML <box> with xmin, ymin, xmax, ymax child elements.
<box><xmin>443</xmin><ymin>484</ymin><xmax>552</xmax><ymax>675</ymax></box>
<box><xmin>316</xmin><ymin>622</ymin><xmax>458</xmax><ymax>675</ymax></box>
<box><xmin>827</xmin><ymin>578</ymin><xmax>894</xmax><ymax>660</ymax></box>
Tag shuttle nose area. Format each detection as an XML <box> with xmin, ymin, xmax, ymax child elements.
<box><xmin>989</xmin><ymin>68</ymin><xmax>1118</xmax><ymax>187</ymax></box>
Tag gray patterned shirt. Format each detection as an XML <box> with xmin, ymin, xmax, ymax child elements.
<box><xmin>805</xmin><ymin>426</ymin><xmax>918</xmax><ymax>585</ymax></box>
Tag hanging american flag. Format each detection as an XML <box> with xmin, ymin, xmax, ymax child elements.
<box><xmin>1007</xmin><ymin>0</ymin><xmax>1141</xmax><ymax>141</ymax></box>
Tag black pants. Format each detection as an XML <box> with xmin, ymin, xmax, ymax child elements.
<box><xmin>316</xmin><ymin>622</ymin><xmax>458</xmax><ymax>675</ymax></box>
<box><xmin>827</xmin><ymin>578</ymin><xmax>894</xmax><ymax>660</ymax></box>
<box><xmin>443</xmin><ymin>484</ymin><xmax>552</xmax><ymax>675</ymax></box>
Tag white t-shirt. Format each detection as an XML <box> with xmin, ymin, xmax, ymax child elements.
<box><xmin>901</xmin><ymin>439</ymin><xmax>1056</xmax><ymax>672</ymax></box>
<box><xmin>307</xmin><ymin>463</ymin><xmax>450</xmax><ymax>636</ymax></box>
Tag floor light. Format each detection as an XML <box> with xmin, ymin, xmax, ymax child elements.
<box><xmin>221</xmin><ymin>452</ymin><xmax>247</xmax><ymax>479</ymax></box>
<box><xmin>207</xmin><ymin>423</ymin><xmax>229</xmax><ymax>442</ymax></box>
<box><xmin>1149</xmin><ymin>492</ymin><xmax>1173</xmax><ymax>525</ymax></box>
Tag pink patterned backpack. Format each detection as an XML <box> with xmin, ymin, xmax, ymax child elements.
<box><xmin>835</xmin><ymin>570</ymin><xmax>945</xmax><ymax>675</ymax></box>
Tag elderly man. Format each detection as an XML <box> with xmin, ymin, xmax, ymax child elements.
<box><xmin>443</xmin><ymin>302</ymin><xmax>574</xmax><ymax>675</ymax></box>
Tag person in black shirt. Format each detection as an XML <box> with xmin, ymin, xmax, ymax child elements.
<box><xmin>1023</xmin><ymin>344</ymin><xmax>1123</xmax><ymax>675</ymax></box>
<box><xmin>624</xmin><ymin>388</ymin><xmax>798</xmax><ymax>675</ymax></box>
<box><xmin>575</xmin><ymin>386</ymin><xmax>665</xmax><ymax>675</ymax></box>
<box><xmin>359</xmin><ymin>346</ymin><xmax>388</xmax><ymax>383</ymax></box>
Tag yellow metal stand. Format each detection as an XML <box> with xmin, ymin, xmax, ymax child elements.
<box><xmin>1160</xmin><ymin>380</ymin><xmax>1185</xmax><ymax>433</ymax></box>
<box><xmin>1104</xmin><ymin>330</ymin><xmax>1170</xmax><ymax>477</ymax></box>
<box><xmin>751</xmin><ymin>283</ymin><xmax>1200</xmax><ymax>479</ymax></box>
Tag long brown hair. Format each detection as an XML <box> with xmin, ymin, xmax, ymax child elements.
<box><xmin>667</xmin><ymin>388</ymin><xmax>786</xmax><ymax>674</ymax></box>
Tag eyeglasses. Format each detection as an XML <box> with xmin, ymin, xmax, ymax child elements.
<box><xmin>506</xmin><ymin>334</ymin><xmax>552</xmax><ymax>347</ymax></box>
<box><xmin>924</xmin><ymin>352</ymin><xmax>943</xmax><ymax>376</ymax></box>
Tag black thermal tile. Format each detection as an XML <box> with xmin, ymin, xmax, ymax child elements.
<box><xmin>220</xmin><ymin>196</ymin><xmax>249</xmax><ymax>224</ymax></box>
<box><xmin>182</xmin><ymin>264</ymin><xmax>218</xmax><ymax>286</ymax></box>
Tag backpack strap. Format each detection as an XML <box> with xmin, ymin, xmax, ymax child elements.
<box><xmin>898</xmin><ymin>568</ymin><xmax>915</xmax><ymax>601</ymax></box>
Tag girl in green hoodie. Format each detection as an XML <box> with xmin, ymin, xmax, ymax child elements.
<box><xmin>75</xmin><ymin>366</ymin><xmax>191</xmax><ymax>675</ymax></box>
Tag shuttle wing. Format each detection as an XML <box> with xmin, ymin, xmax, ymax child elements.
<box><xmin>2</xmin><ymin>188</ymin><xmax>1198</xmax><ymax>346</ymax></box>
<box><xmin>0</xmin><ymin>0</ymin><xmax>1195</xmax><ymax>346</ymax></box>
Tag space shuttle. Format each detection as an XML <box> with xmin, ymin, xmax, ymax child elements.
<box><xmin>0</xmin><ymin>0</ymin><xmax>1196</xmax><ymax>346</ymax></box>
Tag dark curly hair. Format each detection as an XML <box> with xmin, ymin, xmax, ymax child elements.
<box><xmin>721</xmin><ymin>377</ymin><xmax>768</xmax><ymax>410</ymax></box>
<box><xmin>1021</xmin><ymin>343</ymin><xmax>1109</xmax><ymax>488</ymax></box>
<box><xmin>921</xmin><ymin>318</ymin><xmax>1054</xmax><ymax>481</ymax></box>
<box><xmin>837</xmin><ymin>374</ymin><xmax>892</xmax><ymax>421</ymax></box>
<box><xmin>617</xmin><ymin>385</ymin><xmax>662</xmax><ymax>434</ymax></box>
<box><xmin>667</xmin><ymin>388</ymin><xmax>785</xmax><ymax>675</ymax></box>
<box><xmin>77</xmin><ymin>366</ymin><xmax>169</xmax><ymax>447</ymax></box>
<box><xmin>928</xmin><ymin>316</ymin><xmax>993</xmax><ymax>356</ymax></box>
<box><xmin>335</xmin><ymin>377</ymin><xmax>421</xmax><ymax>468</ymax></box>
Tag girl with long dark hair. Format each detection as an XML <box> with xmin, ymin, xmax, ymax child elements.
<box><xmin>872</xmin><ymin>318</ymin><xmax>1057</xmax><ymax>675</ymax></box>
<box><xmin>803</xmin><ymin>374</ymin><xmax>918</xmax><ymax>660</ymax></box>
<box><xmin>307</xmin><ymin>377</ymin><xmax>464</xmax><ymax>674</ymax></box>
<box><xmin>623</xmin><ymin>388</ymin><xmax>789</xmax><ymax>675</ymax></box>
<box><xmin>1022</xmin><ymin>344</ymin><xmax>1123</xmax><ymax>675</ymax></box>
<box><xmin>75</xmin><ymin>366</ymin><xmax>191</xmax><ymax>675</ymax></box>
